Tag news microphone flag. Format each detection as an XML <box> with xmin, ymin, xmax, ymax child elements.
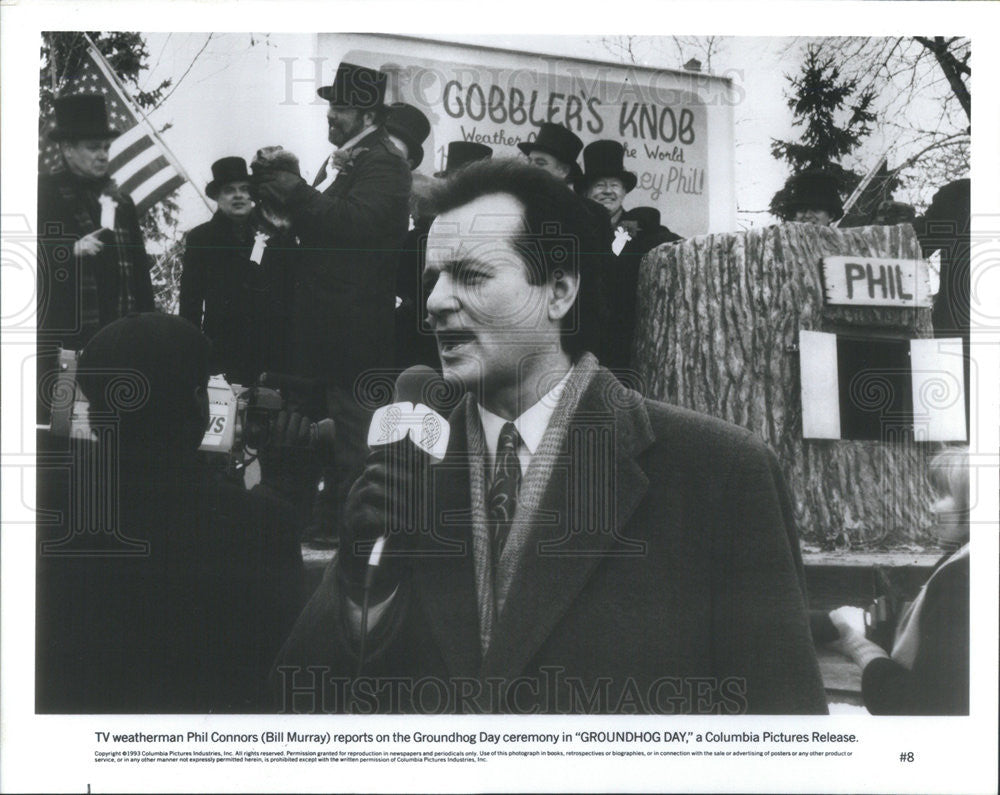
<box><xmin>799</xmin><ymin>330</ymin><xmax>966</xmax><ymax>442</ymax></box>
<box><xmin>39</xmin><ymin>40</ymin><xmax>189</xmax><ymax>216</ymax></box>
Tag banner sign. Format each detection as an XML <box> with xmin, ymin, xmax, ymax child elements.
<box><xmin>320</xmin><ymin>36</ymin><xmax>736</xmax><ymax>237</ymax></box>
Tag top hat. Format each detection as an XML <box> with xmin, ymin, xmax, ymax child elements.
<box><xmin>385</xmin><ymin>102</ymin><xmax>431</xmax><ymax>170</ymax></box>
<box><xmin>578</xmin><ymin>140</ymin><xmax>637</xmax><ymax>193</ymax></box>
<box><xmin>624</xmin><ymin>206</ymin><xmax>661</xmax><ymax>232</ymax></box>
<box><xmin>924</xmin><ymin>178</ymin><xmax>970</xmax><ymax>223</ymax></box>
<box><xmin>782</xmin><ymin>170</ymin><xmax>844</xmax><ymax>220</ymax></box>
<box><xmin>317</xmin><ymin>62</ymin><xmax>387</xmax><ymax>109</ymax></box>
<box><xmin>434</xmin><ymin>141</ymin><xmax>493</xmax><ymax>178</ymax></box>
<box><xmin>48</xmin><ymin>94</ymin><xmax>120</xmax><ymax>142</ymax></box>
<box><xmin>518</xmin><ymin>123</ymin><xmax>583</xmax><ymax>167</ymax></box>
<box><xmin>206</xmin><ymin>157</ymin><xmax>252</xmax><ymax>199</ymax></box>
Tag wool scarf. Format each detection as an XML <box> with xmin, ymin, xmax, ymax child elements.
<box><xmin>464</xmin><ymin>353</ymin><xmax>600</xmax><ymax>655</ymax></box>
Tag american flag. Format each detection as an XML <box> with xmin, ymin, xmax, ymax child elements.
<box><xmin>40</xmin><ymin>43</ymin><xmax>186</xmax><ymax>216</ymax></box>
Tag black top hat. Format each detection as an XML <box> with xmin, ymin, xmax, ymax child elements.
<box><xmin>924</xmin><ymin>178</ymin><xmax>970</xmax><ymax>223</ymax></box>
<box><xmin>385</xmin><ymin>102</ymin><xmax>431</xmax><ymax>170</ymax></box>
<box><xmin>624</xmin><ymin>206</ymin><xmax>661</xmax><ymax>231</ymax></box>
<box><xmin>206</xmin><ymin>157</ymin><xmax>251</xmax><ymax>200</ymax></box>
<box><xmin>48</xmin><ymin>94</ymin><xmax>120</xmax><ymax>142</ymax></box>
<box><xmin>518</xmin><ymin>123</ymin><xmax>583</xmax><ymax>167</ymax></box>
<box><xmin>434</xmin><ymin>141</ymin><xmax>493</xmax><ymax>178</ymax></box>
<box><xmin>578</xmin><ymin>140</ymin><xmax>637</xmax><ymax>193</ymax></box>
<box><xmin>317</xmin><ymin>62</ymin><xmax>387</xmax><ymax>109</ymax></box>
<box><xmin>782</xmin><ymin>170</ymin><xmax>844</xmax><ymax>220</ymax></box>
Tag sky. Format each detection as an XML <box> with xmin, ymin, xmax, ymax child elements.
<box><xmin>129</xmin><ymin>34</ymin><xmax>844</xmax><ymax>237</ymax></box>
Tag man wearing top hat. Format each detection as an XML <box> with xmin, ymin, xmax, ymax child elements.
<box><xmin>518</xmin><ymin>122</ymin><xmax>584</xmax><ymax>183</ymax></box>
<box><xmin>578</xmin><ymin>140</ymin><xmax>639</xmax><ymax>251</ymax></box>
<box><xmin>38</xmin><ymin>95</ymin><xmax>155</xmax><ymax>354</ymax></box>
<box><xmin>180</xmin><ymin>156</ymin><xmax>294</xmax><ymax>386</ymax></box>
<box><xmin>385</xmin><ymin>101</ymin><xmax>431</xmax><ymax>172</ymax></box>
<box><xmin>254</xmin><ymin>62</ymin><xmax>411</xmax><ymax>542</ymax></box>
<box><xmin>771</xmin><ymin>170</ymin><xmax>844</xmax><ymax>226</ymax></box>
<box><xmin>37</xmin><ymin>93</ymin><xmax>156</xmax><ymax>423</ymax></box>
<box><xmin>574</xmin><ymin>139</ymin><xmax>649</xmax><ymax>370</ymax></box>
<box><xmin>432</xmin><ymin>141</ymin><xmax>493</xmax><ymax>177</ymax></box>
<box><xmin>608</xmin><ymin>206</ymin><xmax>682</xmax><ymax>373</ymax></box>
<box><xmin>520</xmin><ymin>123</ymin><xmax>613</xmax><ymax>246</ymax></box>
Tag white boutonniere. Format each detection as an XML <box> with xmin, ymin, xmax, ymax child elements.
<box><xmin>612</xmin><ymin>225</ymin><xmax>632</xmax><ymax>256</ymax></box>
<box><xmin>332</xmin><ymin>146</ymin><xmax>368</xmax><ymax>174</ymax></box>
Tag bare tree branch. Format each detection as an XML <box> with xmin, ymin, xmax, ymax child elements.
<box><xmin>150</xmin><ymin>33</ymin><xmax>213</xmax><ymax>112</ymax></box>
<box><xmin>914</xmin><ymin>36</ymin><xmax>971</xmax><ymax>120</ymax></box>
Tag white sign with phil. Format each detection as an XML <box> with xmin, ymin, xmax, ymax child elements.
<box><xmin>821</xmin><ymin>256</ymin><xmax>933</xmax><ymax>308</ymax></box>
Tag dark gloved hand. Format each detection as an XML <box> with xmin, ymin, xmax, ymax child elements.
<box><xmin>257</xmin><ymin>409</ymin><xmax>319</xmax><ymax>501</ymax></box>
<box><xmin>254</xmin><ymin>170</ymin><xmax>307</xmax><ymax>208</ymax></box>
<box><xmin>337</xmin><ymin>439</ymin><xmax>419</xmax><ymax>604</ymax></box>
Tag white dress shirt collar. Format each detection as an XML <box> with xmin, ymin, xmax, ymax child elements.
<box><xmin>478</xmin><ymin>368</ymin><xmax>573</xmax><ymax>468</ymax></box>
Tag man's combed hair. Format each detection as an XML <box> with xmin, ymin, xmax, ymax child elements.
<box><xmin>426</xmin><ymin>157</ymin><xmax>609</xmax><ymax>356</ymax></box>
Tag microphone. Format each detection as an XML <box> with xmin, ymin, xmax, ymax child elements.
<box><xmin>340</xmin><ymin>367</ymin><xmax>456</xmax><ymax>601</ymax></box>
<box><xmin>346</xmin><ymin>367</ymin><xmax>457</xmax><ymax>669</ymax></box>
<box><xmin>367</xmin><ymin>365</ymin><xmax>450</xmax><ymax>460</ymax></box>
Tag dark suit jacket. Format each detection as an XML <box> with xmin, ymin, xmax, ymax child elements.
<box><xmin>274</xmin><ymin>366</ymin><xmax>827</xmax><ymax>714</ymax></box>
<box><xmin>604</xmin><ymin>225</ymin><xmax>683</xmax><ymax>373</ymax></box>
<box><xmin>282</xmin><ymin>129</ymin><xmax>411</xmax><ymax>386</ymax></box>
<box><xmin>179</xmin><ymin>212</ymin><xmax>294</xmax><ymax>383</ymax></box>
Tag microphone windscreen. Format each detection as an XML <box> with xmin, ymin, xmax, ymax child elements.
<box><xmin>393</xmin><ymin>365</ymin><xmax>442</xmax><ymax>406</ymax></box>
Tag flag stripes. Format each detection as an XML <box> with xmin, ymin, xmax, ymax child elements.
<box><xmin>107</xmin><ymin>131</ymin><xmax>155</xmax><ymax>174</ymax></box>
<box><xmin>133</xmin><ymin>173</ymin><xmax>185</xmax><ymax>214</ymax></box>
<box><xmin>118</xmin><ymin>156</ymin><xmax>171</xmax><ymax>196</ymax></box>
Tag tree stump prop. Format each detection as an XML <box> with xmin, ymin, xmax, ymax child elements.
<box><xmin>632</xmin><ymin>222</ymin><xmax>935</xmax><ymax>547</ymax></box>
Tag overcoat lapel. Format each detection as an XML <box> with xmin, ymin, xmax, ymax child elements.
<box><xmin>481</xmin><ymin>368</ymin><xmax>654</xmax><ymax>679</ymax></box>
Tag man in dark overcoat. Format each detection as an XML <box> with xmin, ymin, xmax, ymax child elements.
<box><xmin>273</xmin><ymin>160</ymin><xmax>827</xmax><ymax>715</ymax></box>
<box><xmin>180</xmin><ymin>156</ymin><xmax>295</xmax><ymax>385</ymax></box>
<box><xmin>37</xmin><ymin>94</ymin><xmax>154</xmax><ymax>419</ymax></box>
<box><xmin>255</xmin><ymin>62</ymin><xmax>412</xmax><ymax>539</ymax></box>
<box><xmin>36</xmin><ymin>313</ymin><xmax>307</xmax><ymax>713</ymax></box>
<box><xmin>606</xmin><ymin>206</ymin><xmax>682</xmax><ymax>374</ymax></box>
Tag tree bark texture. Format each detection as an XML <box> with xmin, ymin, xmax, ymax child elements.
<box><xmin>632</xmin><ymin>222</ymin><xmax>936</xmax><ymax>547</ymax></box>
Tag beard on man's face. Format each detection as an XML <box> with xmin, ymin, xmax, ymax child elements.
<box><xmin>327</xmin><ymin>108</ymin><xmax>366</xmax><ymax>147</ymax></box>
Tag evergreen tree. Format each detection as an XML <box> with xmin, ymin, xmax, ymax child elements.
<box><xmin>769</xmin><ymin>45</ymin><xmax>876</xmax><ymax>221</ymax></box>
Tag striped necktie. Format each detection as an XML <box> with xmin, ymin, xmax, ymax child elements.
<box><xmin>487</xmin><ymin>422</ymin><xmax>522</xmax><ymax>569</ymax></box>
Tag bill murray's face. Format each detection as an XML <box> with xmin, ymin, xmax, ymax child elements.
<box><xmin>423</xmin><ymin>193</ymin><xmax>565</xmax><ymax>398</ymax></box>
